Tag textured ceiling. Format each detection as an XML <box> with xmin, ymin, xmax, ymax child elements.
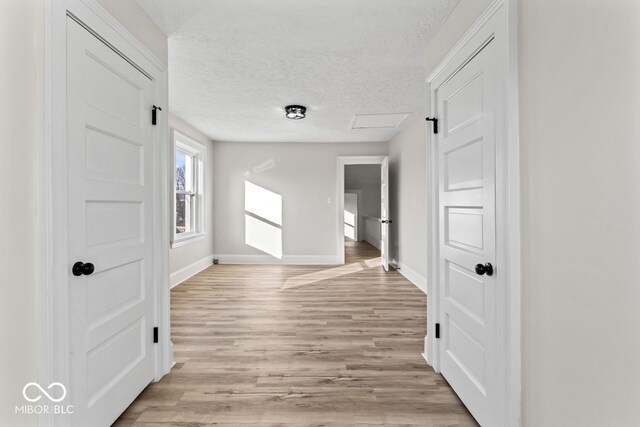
<box><xmin>137</xmin><ymin>0</ymin><xmax>458</xmax><ymax>143</ymax></box>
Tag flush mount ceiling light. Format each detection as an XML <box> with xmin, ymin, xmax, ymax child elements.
<box><xmin>285</xmin><ymin>105</ymin><xmax>306</xmax><ymax>120</ymax></box>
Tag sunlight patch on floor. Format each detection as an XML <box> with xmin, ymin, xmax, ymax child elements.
<box><xmin>281</xmin><ymin>257</ymin><xmax>382</xmax><ymax>290</ymax></box>
<box><xmin>363</xmin><ymin>257</ymin><xmax>382</xmax><ymax>268</ymax></box>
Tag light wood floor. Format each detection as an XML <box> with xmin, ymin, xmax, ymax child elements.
<box><xmin>114</xmin><ymin>242</ymin><xmax>477</xmax><ymax>426</ymax></box>
<box><xmin>344</xmin><ymin>239</ymin><xmax>381</xmax><ymax>263</ymax></box>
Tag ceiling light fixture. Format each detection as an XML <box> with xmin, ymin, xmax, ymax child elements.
<box><xmin>285</xmin><ymin>105</ymin><xmax>306</xmax><ymax>120</ymax></box>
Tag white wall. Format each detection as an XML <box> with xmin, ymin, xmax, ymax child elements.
<box><xmin>388</xmin><ymin>115</ymin><xmax>428</xmax><ymax>279</ymax></box>
<box><xmin>169</xmin><ymin>115</ymin><xmax>215</xmax><ymax>284</ymax></box>
<box><xmin>97</xmin><ymin>0</ymin><xmax>168</xmax><ymax>66</ymax></box>
<box><xmin>363</xmin><ymin>216</ymin><xmax>381</xmax><ymax>251</ymax></box>
<box><xmin>0</xmin><ymin>0</ymin><xmax>41</xmax><ymax>425</ymax></box>
<box><xmin>520</xmin><ymin>1</ymin><xmax>640</xmax><ymax>426</ymax></box>
<box><xmin>211</xmin><ymin>141</ymin><xmax>388</xmax><ymax>263</ymax></box>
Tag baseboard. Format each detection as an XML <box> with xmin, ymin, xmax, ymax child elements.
<box><xmin>214</xmin><ymin>254</ymin><xmax>341</xmax><ymax>265</ymax></box>
<box><xmin>397</xmin><ymin>262</ymin><xmax>428</xmax><ymax>294</ymax></box>
<box><xmin>170</xmin><ymin>254</ymin><xmax>214</xmax><ymax>288</ymax></box>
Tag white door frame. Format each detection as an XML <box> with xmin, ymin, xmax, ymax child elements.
<box><xmin>37</xmin><ymin>1</ymin><xmax>171</xmax><ymax>425</ymax></box>
<box><xmin>336</xmin><ymin>156</ymin><xmax>387</xmax><ymax>264</ymax></box>
<box><xmin>424</xmin><ymin>0</ymin><xmax>521</xmax><ymax>425</ymax></box>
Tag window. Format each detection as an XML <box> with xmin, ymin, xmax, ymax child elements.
<box><xmin>172</xmin><ymin>130</ymin><xmax>206</xmax><ymax>248</ymax></box>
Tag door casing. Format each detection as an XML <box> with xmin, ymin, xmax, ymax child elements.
<box><xmin>424</xmin><ymin>0</ymin><xmax>521</xmax><ymax>425</ymax></box>
<box><xmin>37</xmin><ymin>1</ymin><xmax>171</xmax><ymax>426</ymax></box>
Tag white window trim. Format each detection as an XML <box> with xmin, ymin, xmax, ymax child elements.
<box><xmin>171</xmin><ymin>129</ymin><xmax>206</xmax><ymax>248</ymax></box>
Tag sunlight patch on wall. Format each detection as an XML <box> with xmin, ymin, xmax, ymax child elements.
<box><xmin>244</xmin><ymin>181</ymin><xmax>283</xmax><ymax>259</ymax></box>
<box><xmin>245</xmin><ymin>181</ymin><xmax>282</xmax><ymax>226</ymax></box>
<box><xmin>344</xmin><ymin>209</ymin><xmax>356</xmax><ymax>240</ymax></box>
<box><xmin>245</xmin><ymin>214</ymin><xmax>282</xmax><ymax>259</ymax></box>
<box><xmin>344</xmin><ymin>210</ymin><xmax>355</xmax><ymax>226</ymax></box>
<box><xmin>344</xmin><ymin>224</ymin><xmax>355</xmax><ymax>240</ymax></box>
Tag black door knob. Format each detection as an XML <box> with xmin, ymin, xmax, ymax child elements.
<box><xmin>72</xmin><ymin>262</ymin><xmax>95</xmax><ymax>277</ymax></box>
<box><xmin>381</xmin><ymin>219</ymin><xmax>393</xmax><ymax>224</ymax></box>
<box><xmin>475</xmin><ymin>263</ymin><xmax>493</xmax><ymax>276</ymax></box>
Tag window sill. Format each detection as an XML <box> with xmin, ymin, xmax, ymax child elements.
<box><xmin>171</xmin><ymin>233</ymin><xmax>205</xmax><ymax>249</ymax></box>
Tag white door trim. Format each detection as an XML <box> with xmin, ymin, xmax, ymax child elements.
<box><xmin>424</xmin><ymin>0</ymin><xmax>521</xmax><ymax>425</ymax></box>
<box><xmin>38</xmin><ymin>1</ymin><xmax>171</xmax><ymax>425</ymax></box>
<box><xmin>336</xmin><ymin>156</ymin><xmax>387</xmax><ymax>264</ymax></box>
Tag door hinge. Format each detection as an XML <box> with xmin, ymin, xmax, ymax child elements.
<box><xmin>152</xmin><ymin>105</ymin><xmax>162</xmax><ymax>125</ymax></box>
<box><xmin>153</xmin><ymin>326</ymin><xmax>159</xmax><ymax>343</ymax></box>
<box><xmin>425</xmin><ymin>117</ymin><xmax>438</xmax><ymax>134</ymax></box>
<box><xmin>435</xmin><ymin>323</ymin><xmax>440</xmax><ymax>339</ymax></box>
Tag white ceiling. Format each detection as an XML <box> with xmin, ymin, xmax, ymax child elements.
<box><xmin>137</xmin><ymin>0</ymin><xmax>458</xmax><ymax>143</ymax></box>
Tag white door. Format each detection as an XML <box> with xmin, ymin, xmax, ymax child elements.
<box><xmin>67</xmin><ymin>18</ymin><xmax>156</xmax><ymax>426</ymax></box>
<box><xmin>380</xmin><ymin>156</ymin><xmax>390</xmax><ymax>271</ymax></box>
<box><xmin>436</xmin><ymin>38</ymin><xmax>501</xmax><ymax>425</ymax></box>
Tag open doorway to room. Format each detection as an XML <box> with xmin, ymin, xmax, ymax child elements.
<box><xmin>337</xmin><ymin>155</ymin><xmax>390</xmax><ymax>270</ymax></box>
<box><xmin>344</xmin><ymin>165</ymin><xmax>382</xmax><ymax>264</ymax></box>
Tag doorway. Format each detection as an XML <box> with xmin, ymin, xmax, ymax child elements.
<box><xmin>344</xmin><ymin>164</ymin><xmax>382</xmax><ymax>263</ymax></box>
<box><xmin>336</xmin><ymin>156</ymin><xmax>390</xmax><ymax>270</ymax></box>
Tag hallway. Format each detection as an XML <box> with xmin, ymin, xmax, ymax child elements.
<box><xmin>114</xmin><ymin>242</ymin><xmax>477</xmax><ymax>426</ymax></box>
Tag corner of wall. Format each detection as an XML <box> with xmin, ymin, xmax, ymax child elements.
<box><xmin>424</xmin><ymin>0</ymin><xmax>493</xmax><ymax>75</ymax></box>
<box><xmin>96</xmin><ymin>0</ymin><xmax>168</xmax><ymax>66</ymax></box>
<box><xmin>170</xmin><ymin>254</ymin><xmax>215</xmax><ymax>288</ymax></box>
<box><xmin>168</xmin><ymin>117</ymin><xmax>216</xmax><ymax>277</ymax></box>
<box><xmin>387</xmin><ymin>113</ymin><xmax>429</xmax><ymax>283</ymax></box>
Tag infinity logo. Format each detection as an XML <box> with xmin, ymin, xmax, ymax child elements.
<box><xmin>22</xmin><ymin>382</ymin><xmax>67</xmax><ymax>403</ymax></box>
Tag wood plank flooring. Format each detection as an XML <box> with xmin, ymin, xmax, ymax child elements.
<box><xmin>344</xmin><ymin>240</ymin><xmax>381</xmax><ymax>263</ymax></box>
<box><xmin>114</xmin><ymin>242</ymin><xmax>477</xmax><ymax>426</ymax></box>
